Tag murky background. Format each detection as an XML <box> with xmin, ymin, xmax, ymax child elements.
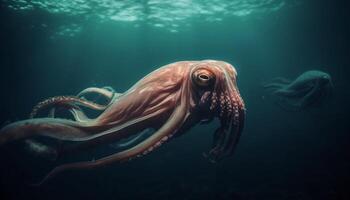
<box><xmin>0</xmin><ymin>0</ymin><xmax>349</xmax><ymax>199</ymax></box>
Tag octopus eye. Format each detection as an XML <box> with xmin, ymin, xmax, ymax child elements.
<box><xmin>192</xmin><ymin>69</ymin><xmax>215</xmax><ymax>88</ymax></box>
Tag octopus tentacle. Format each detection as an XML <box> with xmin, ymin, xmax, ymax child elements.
<box><xmin>263</xmin><ymin>77</ymin><xmax>291</xmax><ymax>91</ymax></box>
<box><xmin>274</xmin><ymin>83</ymin><xmax>315</xmax><ymax>98</ymax></box>
<box><xmin>46</xmin><ymin>104</ymin><xmax>92</xmax><ymax>123</ymax></box>
<box><xmin>206</xmin><ymin>75</ymin><xmax>245</xmax><ymax>162</ymax></box>
<box><xmin>0</xmin><ymin>105</ymin><xmax>171</xmax><ymax>147</ymax></box>
<box><xmin>30</xmin><ymin>96</ymin><xmax>108</xmax><ymax>118</ymax></box>
<box><xmin>62</xmin><ymin>87</ymin><xmax>120</xmax><ymax>122</ymax></box>
<box><xmin>77</xmin><ymin>87</ymin><xmax>118</xmax><ymax>101</ymax></box>
<box><xmin>68</xmin><ymin>106</ymin><xmax>92</xmax><ymax>123</ymax></box>
<box><xmin>24</xmin><ymin>139</ymin><xmax>58</xmax><ymax>160</ymax></box>
<box><xmin>210</xmin><ymin>92</ymin><xmax>218</xmax><ymax>111</ymax></box>
<box><xmin>45</xmin><ymin>86</ymin><xmax>118</xmax><ymax>121</ymax></box>
<box><xmin>278</xmin><ymin>81</ymin><xmax>322</xmax><ymax>110</ymax></box>
<box><xmin>35</xmin><ymin>100</ymin><xmax>189</xmax><ymax>185</ymax></box>
<box><xmin>0</xmin><ymin>118</ymin><xmax>93</xmax><ymax>145</ymax></box>
<box><xmin>59</xmin><ymin>107</ymin><xmax>168</xmax><ymax>143</ymax></box>
<box><xmin>225</xmin><ymin>89</ymin><xmax>245</xmax><ymax>155</ymax></box>
<box><xmin>109</xmin><ymin>128</ymin><xmax>154</xmax><ymax>149</ymax></box>
<box><xmin>55</xmin><ymin>86</ymin><xmax>118</xmax><ymax>117</ymax></box>
<box><xmin>263</xmin><ymin>82</ymin><xmax>286</xmax><ymax>90</ymax></box>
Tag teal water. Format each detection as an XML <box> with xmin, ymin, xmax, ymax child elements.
<box><xmin>0</xmin><ymin>0</ymin><xmax>349</xmax><ymax>199</ymax></box>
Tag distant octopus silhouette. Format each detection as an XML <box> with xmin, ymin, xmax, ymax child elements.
<box><xmin>0</xmin><ymin>60</ymin><xmax>245</xmax><ymax>184</ymax></box>
<box><xmin>264</xmin><ymin>70</ymin><xmax>332</xmax><ymax>110</ymax></box>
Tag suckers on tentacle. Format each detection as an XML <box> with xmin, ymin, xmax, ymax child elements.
<box><xmin>30</xmin><ymin>96</ymin><xmax>109</xmax><ymax>118</ymax></box>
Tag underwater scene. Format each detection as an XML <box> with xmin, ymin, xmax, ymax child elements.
<box><xmin>0</xmin><ymin>0</ymin><xmax>349</xmax><ymax>199</ymax></box>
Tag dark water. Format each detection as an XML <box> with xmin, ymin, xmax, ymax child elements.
<box><xmin>1</xmin><ymin>0</ymin><xmax>350</xmax><ymax>199</ymax></box>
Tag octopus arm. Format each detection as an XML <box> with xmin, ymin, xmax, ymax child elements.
<box><xmin>298</xmin><ymin>81</ymin><xmax>323</xmax><ymax>107</ymax></box>
<box><xmin>77</xmin><ymin>87</ymin><xmax>116</xmax><ymax>100</ymax></box>
<box><xmin>0</xmin><ymin>118</ymin><xmax>95</xmax><ymax>145</ymax></box>
<box><xmin>274</xmin><ymin>83</ymin><xmax>314</xmax><ymax>98</ymax></box>
<box><xmin>35</xmin><ymin>101</ymin><xmax>189</xmax><ymax>185</ymax></box>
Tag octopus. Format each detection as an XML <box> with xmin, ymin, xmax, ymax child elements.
<box><xmin>264</xmin><ymin>70</ymin><xmax>332</xmax><ymax>110</ymax></box>
<box><xmin>0</xmin><ymin>60</ymin><xmax>245</xmax><ymax>185</ymax></box>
